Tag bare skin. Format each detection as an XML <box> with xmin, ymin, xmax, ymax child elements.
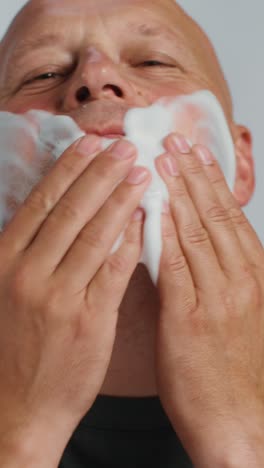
<box><xmin>1</xmin><ymin>2</ymin><xmax>264</xmax><ymax>467</ymax></box>
<box><xmin>0</xmin><ymin>0</ymin><xmax>255</xmax><ymax>399</ymax></box>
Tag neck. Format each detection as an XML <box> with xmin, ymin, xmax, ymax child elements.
<box><xmin>100</xmin><ymin>264</ymin><xmax>160</xmax><ymax>397</ymax></box>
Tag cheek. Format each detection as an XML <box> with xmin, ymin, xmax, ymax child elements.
<box><xmin>1</xmin><ymin>96</ymin><xmax>57</xmax><ymax>115</ymax></box>
<box><xmin>172</xmin><ymin>105</ymin><xmax>205</xmax><ymax>140</ymax></box>
<box><xmin>141</xmin><ymin>80</ymin><xmax>202</xmax><ymax>110</ymax></box>
<box><xmin>159</xmin><ymin>97</ymin><xmax>214</xmax><ymax>146</ymax></box>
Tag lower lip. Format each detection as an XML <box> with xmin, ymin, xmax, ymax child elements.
<box><xmin>103</xmin><ymin>134</ymin><xmax>124</xmax><ymax>139</ymax></box>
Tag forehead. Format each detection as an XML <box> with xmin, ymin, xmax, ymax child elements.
<box><xmin>15</xmin><ymin>0</ymin><xmax>180</xmax><ymax>35</ymax></box>
<box><xmin>31</xmin><ymin>0</ymin><xmax>176</xmax><ymax>14</ymax></box>
<box><xmin>2</xmin><ymin>0</ymin><xmax>185</xmax><ymax>60</ymax></box>
<box><xmin>38</xmin><ymin>0</ymin><xmax>158</xmax><ymax>14</ymax></box>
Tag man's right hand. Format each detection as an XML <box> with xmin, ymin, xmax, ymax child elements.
<box><xmin>0</xmin><ymin>135</ymin><xmax>150</xmax><ymax>467</ymax></box>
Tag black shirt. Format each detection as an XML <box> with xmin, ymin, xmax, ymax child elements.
<box><xmin>59</xmin><ymin>395</ymin><xmax>193</xmax><ymax>468</ymax></box>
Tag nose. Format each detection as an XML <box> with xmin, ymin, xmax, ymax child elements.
<box><xmin>63</xmin><ymin>46</ymin><xmax>136</xmax><ymax>111</ymax></box>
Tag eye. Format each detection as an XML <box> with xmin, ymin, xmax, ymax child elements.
<box><xmin>35</xmin><ymin>72</ymin><xmax>60</xmax><ymax>80</ymax></box>
<box><xmin>140</xmin><ymin>60</ymin><xmax>167</xmax><ymax>67</ymax></box>
<box><xmin>24</xmin><ymin>71</ymin><xmax>70</xmax><ymax>86</ymax></box>
<box><xmin>25</xmin><ymin>72</ymin><xmax>62</xmax><ymax>84</ymax></box>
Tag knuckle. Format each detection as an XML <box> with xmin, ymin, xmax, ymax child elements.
<box><xmin>162</xmin><ymin>222</ymin><xmax>177</xmax><ymax>240</ymax></box>
<box><xmin>187</xmin><ymin>163</ymin><xmax>203</xmax><ymax>176</ymax></box>
<box><xmin>183</xmin><ymin>224</ymin><xmax>209</xmax><ymax>246</ymax></box>
<box><xmin>183</xmin><ymin>297</ymin><xmax>198</xmax><ymax>316</ymax></box>
<box><xmin>209</xmin><ymin>171</ymin><xmax>225</xmax><ymax>187</ymax></box>
<box><xmin>59</xmin><ymin>156</ymin><xmax>77</xmax><ymax>175</ymax></box>
<box><xmin>206</xmin><ymin>205</ymin><xmax>231</xmax><ymax>225</ymax></box>
<box><xmin>189</xmin><ymin>306</ymin><xmax>210</xmax><ymax>335</ymax></box>
<box><xmin>166</xmin><ymin>253</ymin><xmax>187</xmax><ymax>274</ymax></box>
<box><xmin>106</xmin><ymin>252</ymin><xmax>130</xmax><ymax>275</ymax></box>
<box><xmin>220</xmin><ymin>289</ymin><xmax>237</xmax><ymax>315</ymax></box>
<box><xmin>219</xmin><ymin>279</ymin><xmax>260</xmax><ymax>318</ymax></box>
<box><xmin>43</xmin><ymin>283</ymin><xmax>71</xmax><ymax>323</ymax></box>
<box><xmin>24</xmin><ymin>188</ymin><xmax>51</xmax><ymax>214</ymax></box>
<box><xmin>242</xmin><ymin>275</ymin><xmax>262</xmax><ymax>308</ymax></box>
<box><xmin>59</xmin><ymin>198</ymin><xmax>82</xmax><ymax>222</ymax></box>
<box><xmin>110</xmin><ymin>186</ymin><xmax>142</xmax><ymax>216</ymax></box>
<box><xmin>228</xmin><ymin>207</ymin><xmax>248</xmax><ymax>227</ymax></box>
<box><xmin>169</xmin><ymin>183</ymin><xmax>186</xmax><ymax>199</ymax></box>
<box><xmin>94</xmin><ymin>158</ymin><xmax>114</xmax><ymax>179</ymax></box>
<box><xmin>44</xmin><ymin>291</ymin><xmax>62</xmax><ymax>317</ymax></box>
<box><xmin>111</xmin><ymin>189</ymin><xmax>130</xmax><ymax>208</ymax></box>
<box><xmin>124</xmin><ymin>222</ymin><xmax>141</xmax><ymax>245</ymax></box>
<box><xmin>78</xmin><ymin>223</ymin><xmax>105</xmax><ymax>250</ymax></box>
<box><xmin>11</xmin><ymin>263</ymin><xmax>32</xmax><ymax>303</ymax></box>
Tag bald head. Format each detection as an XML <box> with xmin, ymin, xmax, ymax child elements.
<box><xmin>0</xmin><ymin>0</ymin><xmax>232</xmax><ymax>122</ymax></box>
<box><xmin>0</xmin><ymin>0</ymin><xmax>255</xmax><ymax>214</ymax></box>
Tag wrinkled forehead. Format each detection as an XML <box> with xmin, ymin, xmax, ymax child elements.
<box><xmin>38</xmin><ymin>0</ymin><xmax>151</xmax><ymax>14</ymax></box>
<box><xmin>25</xmin><ymin>0</ymin><xmax>177</xmax><ymax>20</ymax></box>
<box><xmin>4</xmin><ymin>0</ymin><xmax>185</xmax><ymax>53</ymax></box>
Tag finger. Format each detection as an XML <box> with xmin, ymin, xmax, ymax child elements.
<box><xmin>158</xmin><ymin>209</ymin><xmax>197</xmax><ymax>313</ymax></box>
<box><xmin>156</xmin><ymin>151</ymin><xmax>225</xmax><ymax>294</ymax></box>
<box><xmin>162</xmin><ymin>134</ymin><xmax>250</xmax><ymax>280</ymax></box>
<box><xmin>54</xmin><ymin>166</ymin><xmax>151</xmax><ymax>292</ymax></box>
<box><xmin>1</xmin><ymin>135</ymin><xmax>102</xmax><ymax>254</ymax></box>
<box><xmin>192</xmin><ymin>144</ymin><xmax>264</xmax><ymax>269</ymax></box>
<box><xmin>88</xmin><ymin>208</ymin><xmax>145</xmax><ymax>314</ymax></box>
<box><xmin>25</xmin><ymin>140</ymin><xmax>139</xmax><ymax>274</ymax></box>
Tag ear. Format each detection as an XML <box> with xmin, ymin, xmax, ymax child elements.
<box><xmin>232</xmin><ymin>124</ymin><xmax>255</xmax><ymax>207</ymax></box>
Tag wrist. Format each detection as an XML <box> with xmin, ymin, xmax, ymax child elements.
<box><xmin>172</xmin><ymin>401</ymin><xmax>264</xmax><ymax>468</ymax></box>
<box><xmin>194</xmin><ymin>431</ymin><xmax>264</xmax><ymax>468</ymax></box>
<box><xmin>0</xmin><ymin>411</ymin><xmax>76</xmax><ymax>468</ymax></box>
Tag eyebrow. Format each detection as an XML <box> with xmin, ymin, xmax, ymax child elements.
<box><xmin>8</xmin><ymin>22</ymin><xmax>176</xmax><ymax>71</ymax></box>
<box><xmin>9</xmin><ymin>33</ymin><xmax>66</xmax><ymax>64</ymax></box>
<box><xmin>128</xmin><ymin>23</ymin><xmax>176</xmax><ymax>39</ymax></box>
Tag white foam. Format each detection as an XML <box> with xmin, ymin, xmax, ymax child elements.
<box><xmin>0</xmin><ymin>90</ymin><xmax>236</xmax><ymax>284</ymax></box>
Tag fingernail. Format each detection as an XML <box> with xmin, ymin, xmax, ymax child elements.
<box><xmin>126</xmin><ymin>167</ymin><xmax>149</xmax><ymax>185</ymax></box>
<box><xmin>162</xmin><ymin>155</ymin><xmax>180</xmax><ymax>177</ymax></box>
<box><xmin>131</xmin><ymin>208</ymin><xmax>144</xmax><ymax>221</ymax></box>
<box><xmin>109</xmin><ymin>140</ymin><xmax>137</xmax><ymax>160</ymax></box>
<box><xmin>77</xmin><ymin>135</ymin><xmax>101</xmax><ymax>155</ymax></box>
<box><xmin>170</xmin><ymin>134</ymin><xmax>191</xmax><ymax>154</ymax></box>
<box><xmin>195</xmin><ymin>145</ymin><xmax>215</xmax><ymax>165</ymax></box>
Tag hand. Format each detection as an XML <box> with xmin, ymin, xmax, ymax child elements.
<box><xmin>155</xmin><ymin>133</ymin><xmax>264</xmax><ymax>467</ymax></box>
<box><xmin>0</xmin><ymin>135</ymin><xmax>150</xmax><ymax>465</ymax></box>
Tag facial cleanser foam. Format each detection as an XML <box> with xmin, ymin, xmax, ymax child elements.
<box><xmin>0</xmin><ymin>90</ymin><xmax>236</xmax><ymax>284</ymax></box>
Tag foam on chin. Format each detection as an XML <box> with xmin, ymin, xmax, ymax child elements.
<box><xmin>0</xmin><ymin>90</ymin><xmax>236</xmax><ymax>285</ymax></box>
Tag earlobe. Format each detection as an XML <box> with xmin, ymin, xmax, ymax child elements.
<box><xmin>232</xmin><ymin>125</ymin><xmax>255</xmax><ymax>207</ymax></box>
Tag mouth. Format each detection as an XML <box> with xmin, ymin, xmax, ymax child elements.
<box><xmin>74</xmin><ymin>99</ymin><xmax>130</xmax><ymax>140</ymax></box>
<box><xmin>82</xmin><ymin>124</ymin><xmax>126</xmax><ymax>139</ymax></box>
<box><xmin>94</xmin><ymin>127</ymin><xmax>126</xmax><ymax>139</ymax></box>
<box><xmin>101</xmin><ymin>134</ymin><xmax>125</xmax><ymax>139</ymax></box>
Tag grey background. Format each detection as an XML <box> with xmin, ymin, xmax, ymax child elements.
<box><xmin>1</xmin><ymin>1</ymin><xmax>263</xmax><ymax>241</ymax></box>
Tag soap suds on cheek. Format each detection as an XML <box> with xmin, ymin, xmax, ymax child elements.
<box><xmin>120</xmin><ymin>91</ymin><xmax>235</xmax><ymax>285</ymax></box>
<box><xmin>0</xmin><ymin>114</ymin><xmax>54</xmax><ymax>227</ymax></box>
<box><xmin>0</xmin><ymin>90</ymin><xmax>236</xmax><ymax>286</ymax></box>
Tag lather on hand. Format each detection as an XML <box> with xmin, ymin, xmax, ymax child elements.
<box><xmin>0</xmin><ymin>134</ymin><xmax>150</xmax><ymax>468</ymax></box>
<box><xmin>155</xmin><ymin>133</ymin><xmax>264</xmax><ymax>468</ymax></box>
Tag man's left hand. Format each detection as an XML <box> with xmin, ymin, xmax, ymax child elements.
<box><xmin>155</xmin><ymin>134</ymin><xmax>264</xmax><ymax>467</ymax></box>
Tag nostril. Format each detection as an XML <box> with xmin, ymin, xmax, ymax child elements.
<box><xmin>104</xmin><ymin>84</ymin><xmax>123</xmax><ymax>98</ymax></box>
<box><xmin>76</xmin><ymin>86</ymin><xmax>90</xmax><ymax>102</ymax></box>
<box><xmin>113</xmin><ymin>85</ymin><xmax>123</xmax><ymax>98</ymax></box>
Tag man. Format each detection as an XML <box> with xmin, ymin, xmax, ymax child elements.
<box><xmin>0</xmin><ymin>0</ymin><xmax>263</xmax><ymax>467</ymax></box>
